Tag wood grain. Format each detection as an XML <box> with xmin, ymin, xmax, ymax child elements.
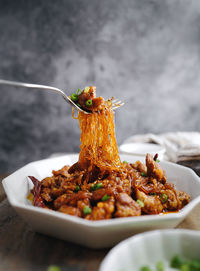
<box><xmin>0</xmin><ymin>199</ymin><xmax>109</xmax><ymax>271</ymax></box>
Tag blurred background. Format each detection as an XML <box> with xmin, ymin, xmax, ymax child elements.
<box><xmin>0</xmin><ymin>0</ymin><xmax>200</xmax><ymax>173</ymax></box>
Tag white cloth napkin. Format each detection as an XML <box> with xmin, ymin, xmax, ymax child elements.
<box><xmin>123</xmin><ymin>132</ymin><xmax>200</xmax><ymax>162</ymax></box>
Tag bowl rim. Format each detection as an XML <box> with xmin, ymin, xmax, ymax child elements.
<box><xmin>2</xmin><ymin>154</ymin><xmax>200</xmax><ymax>228</ymax></box>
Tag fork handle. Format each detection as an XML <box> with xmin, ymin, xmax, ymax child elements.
<box><xmin>0</xmin><ymin>79</ymin><xmax>71</xmax><ymax>104</ymax></box>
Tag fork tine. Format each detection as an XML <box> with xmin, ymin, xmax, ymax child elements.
<box><xmin>113</xmin><ymin>100</ymin><xmax>122</xmax><ymax>105</ymax></box>
<box><xmin>112</xmin><ymin>102</ymin><xmax>124</xmax><ymax>107</ymax></box>
<box><xmin>112</xmin><ymin>99</ymin><xmax>119</xmax><ymax>104</ymax></box>
<box><xmin>112</xmin><ymin>102</ymin><xmax>125</xmax><ymax>110</ymax></box>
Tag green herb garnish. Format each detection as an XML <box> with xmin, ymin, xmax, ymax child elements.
<box><xmin>156</xmin><ymin>261</ymin><xmax>165</xmax><ymax>271</ymax></box>
<box><xmin>180</xmin><ymin>264</ymin><xmax>190</xmax><ymax>271</ymax></box>
<box><xmin>140</xmin><ymin>266</ymin><xmax>152</xmax><ymax>271</ymax></box>
<box><xmin>102</xmin><ymin>194</ymin><xmax>110</xmax><ymax>201</ymax></box>
<box><xmin>137</xmin><ymin>199</ymin><xmax>144</xmax><ymax>208</ymax></box>
<box><xmin>71</xmin><ymin>93</ymin><xmax>78</xmax><ymax>102</ymax></box>
<box><xmin>170</xmin><ymin>255</ymin><xmax>184</xmax><ymax>268</ymax></box>
<box><xmin>76</xmin><ymin>88</ymin><xmax>82</xmax><ymax>94</ymax></box>
<box><xmin>140</xmin><ymin>255</ymin><xmax>200</xmax><ymax>271</ymax></box>
<box><xmin>47</xmin><ymin>265</ymin><xmax>61</xmax><ymax>271</ymax></box>
<box><xmin>85</xmin><ymin>99</ymin><xmax>92</xmax><ymax>107</ymax></box>
<box><xmin>90</xmin><ymin>182</ymin><xmax>103</xmax><ymax>191</ymax></box>
<box><xmin>160</xmin><ymin>193</ymin><xmax>168</xmax><ymax>203</ymax></box>
<box><xmin>75</xmin><ymin>185</ymin><xmax>80</xmax><ymax>192</ymax></box>
<box><xmin>141</xmin><ymin>172</ymin><xmax>147</xmax><ymax>177</ymax></box>
<box><xmin>149</xmin><ymin>192</ymin><xmax>156</xmax><ymax>196</ymax></box>
<box><xmin>83</xmin><ymin>206</ymin><xmax>92</xmax><ymax>215</ymax></box>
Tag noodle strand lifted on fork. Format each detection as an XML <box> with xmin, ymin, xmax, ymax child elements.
<box><xmin>28</xmin><ymin>86</ymin><xmax>190</xmax><ymax>220</ymax></box>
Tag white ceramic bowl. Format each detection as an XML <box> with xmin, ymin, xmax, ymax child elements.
<box><xmin>100</xmin><ymin>229</ymin><xmax>200</xmax><ymax>271</ymax></box>
<box><xmin>119</xmin><ymin>143</ymin><xmax>166</xmax><ymax>160</ymax></box>
<box><xmin>2</xmin><ymin>154</ymin><xmax>200</xmax><ymax>248</ymax></box>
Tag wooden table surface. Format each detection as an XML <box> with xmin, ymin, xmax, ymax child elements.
<box><xmin>0</xmin><ymin>167</ymin><xmax>200</xmax><ymax>271</ymax></box>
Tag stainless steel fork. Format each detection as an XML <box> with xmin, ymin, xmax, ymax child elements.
<box><xmin>0</xmin><ymin>79</ymin><xmax>124</xmax><ymax>113</ymax></box>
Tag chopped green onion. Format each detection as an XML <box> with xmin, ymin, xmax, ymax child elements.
<box><xmin>76</xmin><ymin>88</ymin><xmax>82</xmax><ymax>94</ymax></box>
<box><xmin>187</xmin><ymin>259</ymin><xmax>200</xmax><ymax>270</ymax></box>
<box><xmin>47</xmin><ymin>265</ymin><xmax>61</xmax><ymax>271</ymax></box>
<box><xmin>76</xmin><ymin>103</ymin><xmax>81</xmax><ymax>108</ymax></box>
<box><xmin>149</xmin><ymin>192</ymin><xmax>156</xmax><ymax>196</ymax></box>
<box><xmin>102</xmin><ymin>194</ymin><xmax>110</xmax><ymax>201</ymax></box>
<box><xmin>75</xmin><ymin>185</ymin><xmax>80</xmax><ymax>192</ymax></box>
<box><xmin>180</xmin><ymin>264</ymin><xmax>190</xmax><ymax>271</ymax></box>
<box><xmin>123</xmin><ymin>160</ymin><xmax>128</xmax><ymax>164</ymax></box>
<box><xmin>170</xmin><ymin>255</ymin><xmax>184</xmax><ymax>268</ymax></box>
<box><xmin>83</xmin><ymin>206</ymin><xmax>92</xmax><ymax>215</ymax></box>
<box><xmin>85</xmin><ymin>99</ymin><xmax>92</xmax><ymax>107</ymax></box>
<box><xmin>156</xmin><ymin>159</ymin><xmax>160</xmax><ymax>163</ymax></box>
<box><xmin>156</xmin><ymin>261</ymin><xmax>165</xmax><ymax>271</ymax></box>
<box><xmin>84</xmin><ymin>86</ymin><xmax>90</xmax><ymax>93</ymax></box>
<box><xmin>137</xmin><ymin>199</ymin><xmax>144</xmax><ymax>208</ymax></box>
<box><xmin>90</xmin><ymin>182</ymin><xmax>103</xmax><ymax>191</ymax></box>
<box><xmin>141</xmin><ymin>256</ymin><xmax>200</xmax><ymax>271</ymax></box>
<box><xmin>140</xmin><ymin>266</ymin><xmax>152</xmax><ymax>271</ymax></box>
<box><xmin>95</xmin><ymin>182</ymin><xmax>103</xmax><ymax>190</ymax></box>
<box><xmin>141</xmin><ymin>172</ymin><xmax>147</xmax><ymax>177</ymax></box>
<box><xmin>160</xmin><ymin>193</ymin><xmax>168</xmax><ymax>203</ymax></box>
<box><xmin>71</xmin><ymin>93</ymin><xmax>78</xmax><ymax>102</ymax></box>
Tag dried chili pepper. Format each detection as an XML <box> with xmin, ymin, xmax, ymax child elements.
<box><xmin>28</xmin><ymin>176</ymin><xmax>45</xmax><ymax>208</ymax></box>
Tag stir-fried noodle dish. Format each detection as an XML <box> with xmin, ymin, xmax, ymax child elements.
<box><xmin>28</xmin><ymin>87</ymin><xmax>190</xmax><ymax>220</ymax></box>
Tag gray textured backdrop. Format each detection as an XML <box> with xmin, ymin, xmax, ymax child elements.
<box><xmin>1</xmin><ymin>0</ymin><xmax>200</xmax><ymax>173</ymax></box>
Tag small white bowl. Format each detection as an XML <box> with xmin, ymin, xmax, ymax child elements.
<box><xmin>119</xmin><ymin>143</ymin><xmax>166</xmax><ymax>160</ymax></box>
<box><xmin>2</xmin><ymin>154</ymin><xmax>200</xmax><ymax>248</ymax></box>
<box><xmin>100</xmin><ymin>229</ymin><xmax>200</xmax><ymax>271</ymax></box>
